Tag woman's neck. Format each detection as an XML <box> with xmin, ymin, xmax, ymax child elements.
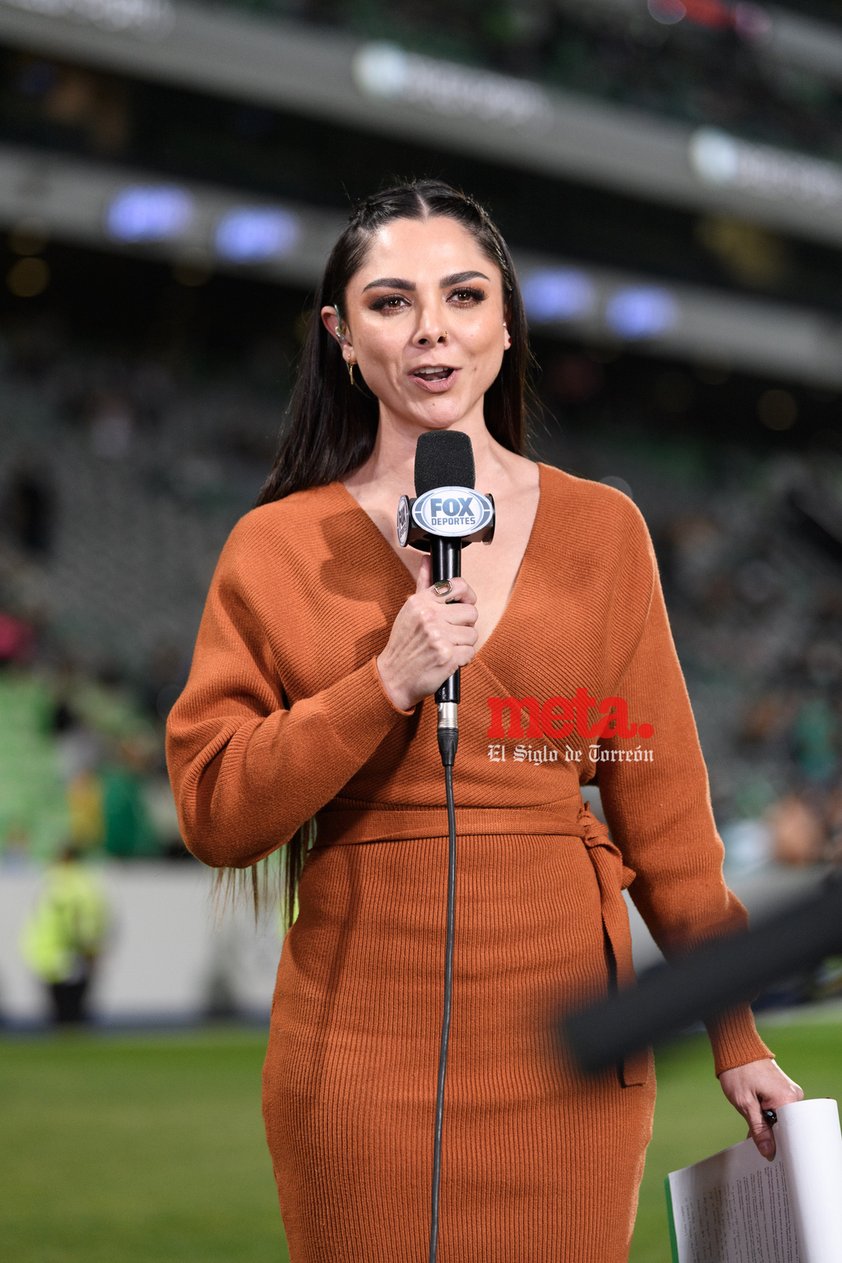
<box><xmin>345</xmin><ymin>418</ymin><xmax>512</xmax><ymax>500</ymax></box>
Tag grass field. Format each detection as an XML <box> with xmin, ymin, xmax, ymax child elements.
<box><xmin>2</xmin><ymin>1011</ymin><xmax>841</xmax><ymax>1262</ymax></box>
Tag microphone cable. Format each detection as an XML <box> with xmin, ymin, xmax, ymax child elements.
<box><xmin>428</xmin><ymin>726</ymin><xmax>458</xmax><ymax>1263</ymax></box>
<box><xmin>404</xmin><ymin>429</ymin><xmax>490</xmax><ymax>1261</ymax></box>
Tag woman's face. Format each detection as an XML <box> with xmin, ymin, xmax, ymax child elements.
<box><xmin>322</xmin><ymin>215</ymin><xmax>511</xmax><ymax>437</ymax></box>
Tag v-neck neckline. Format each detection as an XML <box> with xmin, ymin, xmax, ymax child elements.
<box><xmin>331</xmin><ymin>461</ymin><xmax>547</xmax><ymax>663</ymax></box>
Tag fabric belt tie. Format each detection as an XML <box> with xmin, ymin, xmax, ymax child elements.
<box><xmin>576</xmin><ymin>803</ymin><xmax>651</xmax><ymax>1085</ymax></box>
<box><xmin>314</xmin><ymin>795</ymin><xmax>650</xmax><ymax>1086</ymax></box>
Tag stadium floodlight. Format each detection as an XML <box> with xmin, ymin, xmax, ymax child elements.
<box><xmin>106</xmin><ymin>185</ymin><xmax>194</xmax><ymax>242</ymax></box>
<box><xmin>521</xmin><ymin>269</ymin><xmax>597</xmax><ymax>323</ymax></box>
<box><xmin>214</xmin><ymin>208</ymin><xmax>300</xmax><ymax>264</ymax></box>
<box><xmin>605</xmin><ymin>286</ymin><xmax>679</xmax><ymax>338</ymax></box>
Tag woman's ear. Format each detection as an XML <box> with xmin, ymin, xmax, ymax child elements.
<box><xmin>502</xmin><ymin>298</ymin><xmax>512</xmax><ymax>350</ymax></box>
<box><xmin>320</xmin><ymin>304</ymin><xmax>351</xmax><ymax>350</ymax></box>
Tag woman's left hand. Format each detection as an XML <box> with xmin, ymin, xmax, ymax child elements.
<box><xmin>719</xmin><ymin>1059</ymin><xmax>804</xmax><ymax>1160</ymax></box>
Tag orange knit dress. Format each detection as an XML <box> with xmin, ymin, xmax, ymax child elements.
<box><xmin>166</xmin><ymin>462</ymin><xmax>772</xmax><ymax>1262</ymax></box>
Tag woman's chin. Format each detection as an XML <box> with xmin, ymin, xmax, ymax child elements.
<box><xmin>406</xmin><ymin>396</ymin><xmax>485</xmax><ymax>432</ymax></box>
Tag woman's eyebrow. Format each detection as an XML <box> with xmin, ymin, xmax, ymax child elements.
<box><xmin>441</xmin><ymin>270</ymin><xmax>490</xmax><ymax>287</ymax></box>
<box><xmin>361</xmin><ymin>270</ymin><xmax>491</xmax><ymax>293</ymax></box>
<box><xmin>362</xmin><ymin>276</ymin><xmax>414</xmax><ymax>292</ymax></box>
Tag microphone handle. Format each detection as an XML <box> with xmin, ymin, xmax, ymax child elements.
<box><xmin>431</xmin><ymin>536</ymin><xmax>462</xmax><ymax>706</ymax></box>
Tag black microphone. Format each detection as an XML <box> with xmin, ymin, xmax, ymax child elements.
<box><xmin>396</xmin><ymin>431</ymin><xmax>495</xmax><ymax>764</ymax></box>
<box><xmin>561</xmin><ymin>874</ymin><xmax>842</xmax><ymax>1075</ymax></box>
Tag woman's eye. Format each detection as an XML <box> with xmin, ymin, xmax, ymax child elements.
<box><xmin>370</xmin><ymin>294</ymin><xmax>409</xmax><ymax>313</ymax></box>
<box><xmin>449</xmin><ymin>287</ymin><xmax>486</xmax><ymax>305</ymax></box>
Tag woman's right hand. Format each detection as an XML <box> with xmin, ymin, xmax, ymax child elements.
<box><xmin>376</xmin><ymin>555</ymin><xmax>479</xmax><ymax>712</ymax></box>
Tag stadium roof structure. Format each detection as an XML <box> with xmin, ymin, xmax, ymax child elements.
<box><xmin>2</xmin><ymin>0</ymin><xmax>842</xmax><ymax>249</ymax></box>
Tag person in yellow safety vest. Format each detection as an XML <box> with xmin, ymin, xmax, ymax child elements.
<box><xmin>20</xmin><ymin>845</ymin><xmax>111</xmax><ymax>1025</ymax></box>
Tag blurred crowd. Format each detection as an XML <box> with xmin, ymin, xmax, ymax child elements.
<box><xmin>653</xmin><ymin>494</ymin><xmax>842</xmax><ymax>874</ymax></box>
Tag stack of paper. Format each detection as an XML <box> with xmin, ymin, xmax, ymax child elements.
<box><xmin>666</xmin><ymin>1098</ymin><xmax>842</xmax><ymax>1262</ymax></box>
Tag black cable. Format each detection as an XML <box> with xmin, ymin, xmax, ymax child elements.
<box><xmin>428</xmin><ymin>735</ymin><xmax>458</xmax><ymax>1263</ymax></box>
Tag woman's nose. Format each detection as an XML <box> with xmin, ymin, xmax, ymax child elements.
<box><xmin>413</xmin><ymin>309</ymin><xmax>448</xmax><ymax>347</ymax></box>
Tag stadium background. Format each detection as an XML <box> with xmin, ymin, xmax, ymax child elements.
<box><xmin>1</xmin><ymin>2</ymin><xmax>841</xmax><ymax>1260</ymax></box>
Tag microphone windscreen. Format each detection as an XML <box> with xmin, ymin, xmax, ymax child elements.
<box><xmin>414</xmin><ymin>431</ymin><xmax>475</xmax><ymax>496</ymax></box>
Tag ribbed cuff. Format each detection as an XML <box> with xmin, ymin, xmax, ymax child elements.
<box><xmin>706</xmin><ymin>1005</ymin><xmax>775</xmax><ymax>1076</ymax></box>
<box><xmin>315</xmin><ymin>656</ymin><xmax>415</xmax><ymax>762</ymax></box>
<box><xmin>371</xmin><ymin>655</ymin><xmax>417</xmax><ymax>718</ymax></box>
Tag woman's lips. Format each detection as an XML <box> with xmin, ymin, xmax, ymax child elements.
<box><xmin>409</xmin><ymin>366</ymin><xmax>459</xmax><ymax>393</ymax></box>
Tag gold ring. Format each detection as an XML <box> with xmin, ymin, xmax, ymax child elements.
<box><xmin>432</xmin><ymin>580</ymin><xmax>453</xmax><ymax>598</ymax></box>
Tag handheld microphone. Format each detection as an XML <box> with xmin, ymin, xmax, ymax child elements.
<box><xmin>397</xmin><ymin>431</ymin><xmax>495</xmax><ymax>764</ymax></box>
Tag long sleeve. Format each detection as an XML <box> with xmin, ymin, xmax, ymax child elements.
<box><xmin>165</xmin><ymin>511</ymin><xmax>413</xmax><ymax>868</ymax></box>
<box><xmin>595</xmin><ymin>497</ymin><xmax>773</xmax><ymax>1073</ymax></box>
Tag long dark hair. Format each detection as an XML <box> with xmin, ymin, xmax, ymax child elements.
<box><xmin>244</xmin><ymin>180</ymin><xmax>534</xmax><ymax>925</ymax></box>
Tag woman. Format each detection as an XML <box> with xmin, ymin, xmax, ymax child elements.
<box><xmin>166</xmin><ymin>180</ymin><xmax>801</xmax><ymax>1261</ymax></box>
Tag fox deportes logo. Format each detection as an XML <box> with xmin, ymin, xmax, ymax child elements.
<box><xmin>412</xmin><ymin>486</ymin><xmax>494</xmax><ymax>537</ymax></box>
